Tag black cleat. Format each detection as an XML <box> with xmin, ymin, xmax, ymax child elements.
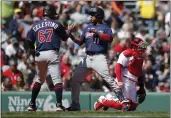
<box><xmin>121</xmin><ymin>102</ymin><xmax>130</xmax><ymax>111</ymax></box>
<box><xmin>66</xmin><ymin>106</ymin><xmax>80</xmax><ymax>111</ymax></box>
<box><xmin>27</xmin><ymin>102</ymin><xmax>37</xmax><ymax>111</ymax></box>
<box><xmin>102</xmin><ymin>106</ymin><xmax>109</xmax><ymax>111</ymax></box>
<box><xmin>56</xmin><ymin>103</ymin><xmax>66</xmax><ymax>111</ymax></box>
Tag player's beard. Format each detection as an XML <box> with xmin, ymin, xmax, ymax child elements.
<box><xmin>91</xmin><ymin>16</ymin><xmax>97</xmax><ymax>25</ymax></box>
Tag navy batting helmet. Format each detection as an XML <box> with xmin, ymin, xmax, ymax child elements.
<box><xmin>43</xmin><ymin>4</ymin><xmax>57</xmax><ymax>18</ymax></box>
<box><xmin>89</xmin><ymin>7</ymin><xmax>104</xmax><ymax>19</ymax></box>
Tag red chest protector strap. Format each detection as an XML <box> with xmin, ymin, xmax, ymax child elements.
<box><xmin>123</xmin><ymin>49</ymin><xmax>144</xmax><ymax>77</ymax></box>
<box><xmin>128</xmin><ymin>51</ymin><xmax>144</xmax><ymax>77</ymax></box>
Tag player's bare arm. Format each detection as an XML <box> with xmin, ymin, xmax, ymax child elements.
<box><xmin>69</xmin><ymin>33</ymin><xmax>84</xmax><ymax>46</ymax></box>
<box><xmin>67</xmin><ymin>23</ymin><xmax>84</xmax><ymax>45</ymax></box>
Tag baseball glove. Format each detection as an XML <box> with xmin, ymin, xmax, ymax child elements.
<box><xmin>136</xmin><ymin>87</ymin><xmax>146</xmax><ymax>104</ymax></box>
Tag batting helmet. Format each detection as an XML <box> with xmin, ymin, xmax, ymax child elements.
<box><xmin>43</xmin><ymin>4</ymin><xmax>57</xmax><ymax>18</ymax></box>
<box><xmin>88</xmin><ymin>7</ymin><xmax>105</xmax><ymax>19</ymax></box>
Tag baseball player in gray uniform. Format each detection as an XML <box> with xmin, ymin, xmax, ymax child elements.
<box><xmin>26</xmin><ymin>5</ymin><xmax>69</xmax><ymax>111</ymax></box>
<box><xmin>66</xmin><ymin>7</ymin><xmax>130</xmax><ymax>111</ymax></box>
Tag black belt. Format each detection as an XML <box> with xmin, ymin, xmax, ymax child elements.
<box><xmin>123</xmin><ymin>75</ymin><xmax>137</xmax><ymax>82</ymax></box>
<box><xmin>86</xmin><ymin>51</ymin><xmax>105</xmax><ymax>55</ymax></box>
<box><xmin>39</xmin><ymin>48</ymin><xmax>59</xmax><ymax>52</ymax></box>
<box><xmin>36</xmin><ymin>49</ymin><xmax>59</xmax><ymax>57</ymax></box>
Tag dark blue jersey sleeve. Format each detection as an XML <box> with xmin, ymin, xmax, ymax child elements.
<box><xmin>26</xmin><ymin>28</ymin><xmax>35</xmax><ymax>49</ymax></box>
<box><xmin>80</xmin><ymin>28</ymin><xmax>86</xmax><ymax>42</ymax></box>
<box><xmin>56</xmin><ymin>22</ymin><xmax>68</xmax><ymax>41</ymax></box>
<box><xmin>26</xmin><ymin>28</ymin><xmax>35</xmax><ymax>43</ymax></box>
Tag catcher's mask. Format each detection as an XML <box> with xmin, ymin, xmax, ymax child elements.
<box><xmin>130</xmin><ymin>37</ymin><xmax>148</xmax><ymax>51</ymax></box>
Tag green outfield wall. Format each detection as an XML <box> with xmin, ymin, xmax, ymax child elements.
<box><xmin>1</xmin><ymin>92</ymin><xmax>170</xmax><ymax>111</ymax></box>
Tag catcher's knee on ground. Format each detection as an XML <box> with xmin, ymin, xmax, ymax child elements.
<box><xmin>102</xmin><ymin>97</ymin><xmax>136</xmax><ymax>111</ymax></box>
<box><xmin>102</xmin><ymin>99</ymin><xmax>123</xmax><ymax>110</ymax></box>
<box><xmin>128</xmin><ymin>101</ymin><xmax>139</xmax><ymax>111</ymax></box>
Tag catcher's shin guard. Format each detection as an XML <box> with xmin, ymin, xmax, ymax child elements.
<box><xmin>94</xmin><ymin>96</ymin><xmax>105</xmax><ymax>111</ymax></box>
<box><xmin>103</xmin><ymin>99</ymin><xmax>131</xmax><ymax>111</ymax></box>
<box><xmin>102</xmin><ymin>99</ymin><xmax>123</xmax><ymax>110</ymax></box>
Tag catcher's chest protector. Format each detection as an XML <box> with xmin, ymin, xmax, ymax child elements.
<box><xmin>128</xmin><ymin>55</ymin><xmax>144</xmax><ymax>77</ymax></box>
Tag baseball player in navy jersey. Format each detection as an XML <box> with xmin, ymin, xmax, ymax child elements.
<box><xmin>26</xmin><ymin>5</ymin><xmax>69</xmax><ymax>111</ymax></box>
<box><xmin>66</xmin><ymin>7</ymin><xmax>130</xmax><ymax>111</ymax></box>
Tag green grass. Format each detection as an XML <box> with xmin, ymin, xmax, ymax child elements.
<box><xmin>2</xmin><ymin>111</ymin><xmax>170</xmax><ymax>118</ymax></box>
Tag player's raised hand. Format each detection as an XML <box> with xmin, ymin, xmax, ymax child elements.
<box><xmin>68</xmin><ymin>22</ymin><xmax>76</xmax><ymax>31</ymax></box>
<box><xmin>67</xmin><ymin>22</ymin><xmax>76</xmax><ymax>35</ymax></box>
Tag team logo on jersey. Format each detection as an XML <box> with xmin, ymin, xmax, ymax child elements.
<box><xmin>85</xmin><ymin>32</ymin><xmax>94</xmax><ymax>38</ymax></box>
<box><xmin>99</xmin><ymin>30</ymin><xmax>103</xmax><ymax>33</ymax></box>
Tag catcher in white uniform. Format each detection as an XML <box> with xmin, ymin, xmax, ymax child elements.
<box><xmin>94</xmin><ymin>37</ymin><xmax>147</xmax><ymax>111</ymax></box>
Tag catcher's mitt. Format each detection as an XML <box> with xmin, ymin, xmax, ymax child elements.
<box><xmin>136</xmin><ymin>87</ymin><xmax>146</xmax><ymax>104</ymax></box>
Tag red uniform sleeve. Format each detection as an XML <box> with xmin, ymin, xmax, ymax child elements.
<box><xmin>99</xmin><ymin>33</ymin><xmax>111</xmax><ymax>41</ymax></box>
<box><xmin>115</xmin><ymin>63</ymin><xmax>123</xmax><ymax>82</ymax></box>
<box><xmin>123</xmin><ymin>49</ymin><xmax>132</xmax><ymax>57</ymax></box>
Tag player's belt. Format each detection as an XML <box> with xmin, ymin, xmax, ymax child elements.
<box><xmin>39</xmin><ymin>48</ymin><xmax>59</xmax><ymax>52</ymax></box>
<box><xmin>86</xmin><ymin>51</ymin><xmax>105</xmax><ymax>55</ymax></box>
<box><xmin>123</xmin><ymin>75</ymin><xmax>137</xmax><ymax>82</ymax></box>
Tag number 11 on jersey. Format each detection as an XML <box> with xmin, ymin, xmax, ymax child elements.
<box><xmin>94</xmin><ymin>38</ymin><xmax>99</xmax><ymax>44</ymax></box>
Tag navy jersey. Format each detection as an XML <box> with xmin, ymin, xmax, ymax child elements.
<box><xmin>81</xmin><ymin>23</ymin><xmax>113</xmax><ymax>53</ymax></box>
<box><xmin>27</xmin><ymin>18</ymin><xmax>68</xmax><ymax>52</ymax></box>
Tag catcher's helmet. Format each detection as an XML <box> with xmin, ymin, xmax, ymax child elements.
<box><xmin>43</xmin><ymin>5</ymin><xmax>57</xmax><ymax>18</ymax></box>
<box><xmin>130</xmin><ymin>37</ymin><xmax>148</xmax><ymax>50</ymax></box>
<box><xmin>88</xmin><ymin>7</ymin><xmax>104</xmax><ymax>19</ymax></box>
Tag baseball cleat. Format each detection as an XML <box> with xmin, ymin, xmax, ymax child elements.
<box><xmin>56</xmin><ymin>103</ymin><xmax>66</xmax><ymax>111</ymax></box>
<box><xmin>121</xmin><ymin>103</ymin><xmax>130</xmax><ymax>111</ymax></box>
<box><xmin>94</xmin><ymin>96</ymin><xmax>106</xmax><ymax>111</ymax></box>
<box><xmin>27</xmin><ymin>102</ymin><xmax>37</xmax><ymax>111</ymax></box>
<box><xmin>94</xmin><ymin>101</ymin><xmax>103</xmax><ymax>111</ymax></box>
<box><xmin>65</xmin><ymin>106</ymin><xmax>81</xmax><ymax>111</ymax></box>
<box><xmin>102</xmin><ymin>106</ymin><xmax>109</xmax><ymax>111</ymax></box>
<box><xmin>121</xmin><ymin>99</ymin><xmax>130</xmax><ymax>111</ymax></box>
